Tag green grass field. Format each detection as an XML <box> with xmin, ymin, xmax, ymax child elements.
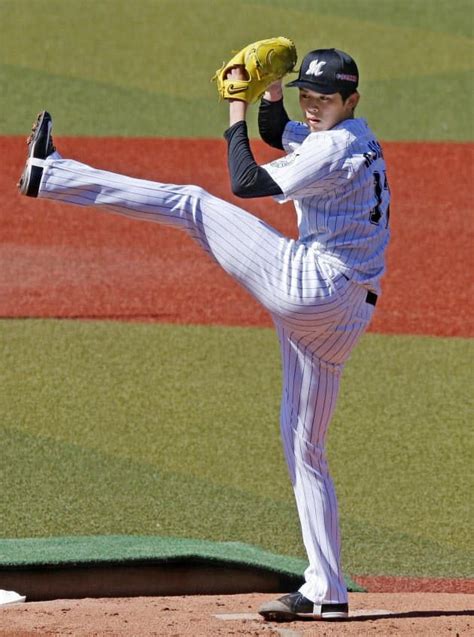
<box><xmin>1</xmin><ymin>320</ymin><xmax>473</xmax><ymax>577</ymax></box>
<box><xmin>1</xmin><ymin>0</ymin><xmax>473</xmax><ymax>580</ymax></box>
<box><xmin>0</xmin><ymin>0</ymin><xmax>472</xmax><ymax>139</ymax></box>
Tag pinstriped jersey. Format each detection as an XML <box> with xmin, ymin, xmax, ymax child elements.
<box><xmin>263</xmin><ymin>117</ymin><xmax>390</xmax><ymax>293</ymax></box>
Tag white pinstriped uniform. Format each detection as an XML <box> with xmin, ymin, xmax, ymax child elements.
<box><xmin>36</xmin><ymin>115</ymin><xmax>390</xmax><ymax>605</ymax></box>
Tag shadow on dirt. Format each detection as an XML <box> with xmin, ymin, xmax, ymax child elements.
<box><xmin>350</xmin><ymin>609</ymin><xmax>474</xmax><ymax>622</ymax></box>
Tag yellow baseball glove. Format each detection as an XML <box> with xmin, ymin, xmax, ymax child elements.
<box><xmin>213</xmin><ymin>36</ymin><xmax>297</xmax><ymax>104</ymax></box>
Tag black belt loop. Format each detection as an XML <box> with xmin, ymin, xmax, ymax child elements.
<box><xmin>340</xmin><ymin>271</ymin><xmax>377</xmax><ymax>306</ymax></box>
<box><xmin>366</xmin><ymin>291</ymin><xmax>378</xmax><ymax>306</ymax></box>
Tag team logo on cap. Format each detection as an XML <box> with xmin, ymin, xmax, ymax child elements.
<box><xmin>306</xmin><ymin>59</ymin><xmax>326</xmax><ymax>77</ymax></box>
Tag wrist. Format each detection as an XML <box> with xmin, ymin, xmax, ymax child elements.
<box><xmin>228</xmin><ymin>99</ymin><xmax>248</xmax><ymax>127</ymax></box>
<box><xmin>263</xmin><ymin>81</ymin><xmax>283</xmax><ymax>102</ymax></box>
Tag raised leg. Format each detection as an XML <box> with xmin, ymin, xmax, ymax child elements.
<box><xmin>37</xmin><ymin>156</ymin><xmax>299</xmax><ymax>314</ymax></box>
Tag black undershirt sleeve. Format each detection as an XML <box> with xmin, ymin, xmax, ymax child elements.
<box><xmin>258</xmin><ymin>98</ymin><xmax>290</xmax><ymax>150</ymax></box>
<box><xmin>224</xmin><ymin>120</ymin><xmax>283</xmax><ymax>199</ymax></box>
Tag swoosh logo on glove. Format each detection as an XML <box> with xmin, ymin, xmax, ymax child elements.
<box><xmin>227</xmin><ymin>84</ymin><xmax>248</xmax><ymax>94</ymax></box>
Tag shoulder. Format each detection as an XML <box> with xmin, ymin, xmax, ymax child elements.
<box><xmin>325</xmin><ymin>118</ymin><xmax>370</xmax><ymax>142</ymax></box>
<box><xmin>320</xmin><ymin>119</ymin><xmax>385</xmax><ymax>160</ymax></box>
<box><xmin>299</xmin><ymin>125</ymin><xmax>355</xmax><ymax>160</ymax></box>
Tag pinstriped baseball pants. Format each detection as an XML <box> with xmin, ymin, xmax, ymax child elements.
<box><xmin>38</xmin><ymin>156</ymin><xmax>375</xmax><ymax>604</ymax></box>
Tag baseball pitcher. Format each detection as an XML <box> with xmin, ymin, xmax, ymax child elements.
<box><xmin>18</xmin><ymin>40</ymin><xmax>390</xmax><ymax>622</ymax></box>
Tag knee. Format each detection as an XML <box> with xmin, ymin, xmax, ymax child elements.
<box><xmin>182</xmin><ymin>185</ymin><xmax>208</xmax><ymax>202</ymax></box>
<box><xmin>294</xmin><ymin>434</ymin><xmax>329</xmax><ymax>475</ymax></box>
<box><xmin>179</xmin><ymin>185</ymin><xmax>216</xmax><ymax>221</ymax></box>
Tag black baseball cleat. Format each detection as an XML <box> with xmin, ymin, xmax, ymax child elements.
<box><xmin>258</xmin><ymin>592</ymin><xmax>348</xmax><ymax>622</ymax></box>
<box><xmin>18</xmin><ymin>110</ymin><xmax>56</xmax><ymax>197</ymax></box>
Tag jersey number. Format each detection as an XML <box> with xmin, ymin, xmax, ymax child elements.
<box><xmin>370</xmin><ymin>170</ymin><xmax>390</xmax><ymax>227</ymax></box>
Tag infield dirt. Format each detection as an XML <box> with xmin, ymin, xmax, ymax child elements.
<box><xmin>1</xmin><ymin>591</ymin><xmax>473</xmax><ymax>636</ymax></box>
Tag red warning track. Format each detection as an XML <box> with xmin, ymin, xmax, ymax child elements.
<box><xmin>1</xmin><ymin>136</ymin><xmax>472</xmax><ymax>337</ymax></box>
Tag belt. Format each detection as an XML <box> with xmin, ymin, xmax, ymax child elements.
<box><xmin>366</xmin><ymin>291</ymin><xmax>378</xmax><ymax>306</ymax></box>
<box><xmin>341</xmin><ymin>273</ymin><xmax>377</xmax><ymax>306</ymax></box>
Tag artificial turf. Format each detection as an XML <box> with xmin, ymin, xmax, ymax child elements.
<box><xmin>1</xmin><ymin>319</ymin><xmax>472</xmax><ymax>577</ymax></box>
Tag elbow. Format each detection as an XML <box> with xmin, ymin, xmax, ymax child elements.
<box><xmin>259</xmin><ymin>131</ymin><xmax>284</xmax><ymax>151</ymax></box>
<box><xmin>230</xmin><ymin>179</ymin><xmax>254</xmax><ymax>199</ymax></box>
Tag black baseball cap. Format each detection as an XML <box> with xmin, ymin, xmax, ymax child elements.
<box><xmin>286</xmin><ymin>48</ymin><xmax>359</xmax><ymax>95</ymax></box>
